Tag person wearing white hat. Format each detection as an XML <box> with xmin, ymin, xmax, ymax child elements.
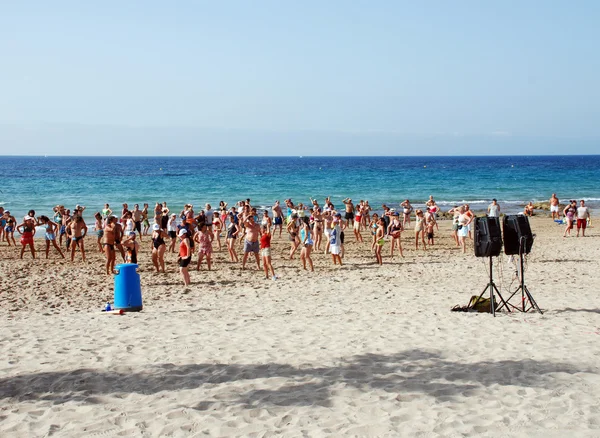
<box><xmin>167</xmin><ymin>214</ymin><xmax>178</xmax><ymax>253</ymax></box>
<box><xmin>178</xmin><ymin>228</ymin><xmax>192</xmax><ymax>286</ymax></box>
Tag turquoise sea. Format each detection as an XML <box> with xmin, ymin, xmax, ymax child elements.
<box><xmin>1</xmin><ymin>155</ymin><xmax>599</xmax><ymax>220</ymax></box>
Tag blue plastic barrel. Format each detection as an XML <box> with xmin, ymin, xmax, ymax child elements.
<box><xmin>113</xmin><ymin>263</ymin><xmax>143</xmax><ymax>311</ymax></box>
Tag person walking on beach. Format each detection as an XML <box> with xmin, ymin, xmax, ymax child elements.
<box><xmin>550</xmin><ymin>193</ymin><xmax>560</xmax><ymax>220</ymax></box>
<box><xmin>576</xmin><ymin>200</ymin><xmax>590</xmax><ymax>237</ymax></box>
<box><xmin>37</xmin><ymin>215</ymin><xmax>65</xmax><ymax>259</ymax></box>
<box><xmin>3</xmin><ymin>211</ymin><xmax>17</xmax><ymax>246</ymax></box>
<box><xmin>242</xmin><ymin>215</ymin><xmax>261</xmax><ymax>270</ymax></box>
<box><xmin>178</xmin><ymin>229</ymin><xmax>192</xmax><ymax>286</ymax></box>
<box><xmin>17</xmin><ymin>216</ymin><xmax>36</xmax><ymax>259</ymax></box>
<box><xmin>487</xmin><ymin>199</ymin><xmax>501</xmax><ymax>218</ymax></box>
<box><xmin>563</xmin><ymin>201</ymin><xmax>576</xmax><ymax>237</ymax></box>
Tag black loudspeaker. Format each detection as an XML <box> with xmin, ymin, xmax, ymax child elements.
<box><xmin>474</xmin><ymin>216</ymin><xmax>503</xmax><ymax>257</ymax></box>
<box><xmin>503</xmin><ymin>215</ymin><xmax>533</xmax><ymax>255</ymax></box>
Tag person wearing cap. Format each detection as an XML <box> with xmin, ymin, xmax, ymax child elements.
<box><xmin>178</xmin><ymin>228</ymin><xmax>192</xmax><ymax>286</ymax></box>
<box><xmin>151</xmin><ymin>223</ymin><xmax>168</xmax><ymax>273</ymax></box>
<box><xmin>488</xmin><ymin>199</ymin><xmax>501</xmax><ymax>218</ymax></box>
<box><xmin>242</xmin><ymin>215</ymin><xmax>261</xmax><ymax>270</ymax></box>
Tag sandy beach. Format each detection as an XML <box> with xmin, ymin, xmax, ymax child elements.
<box><xmin>1</xmin><ymin>217</ymin><xmax>599</xmax><ymax>437</ymax></box>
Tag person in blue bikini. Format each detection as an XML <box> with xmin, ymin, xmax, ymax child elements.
<box><xmin>37</xmin><ymin>215</ymin><xmax>65</xmax><ymax>258</ymax></box>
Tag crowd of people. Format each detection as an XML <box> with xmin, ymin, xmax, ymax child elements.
<box><xmin>0</xmin><ymin>194</ymin><xmax>591</xmax><ymax>285</ymax></box>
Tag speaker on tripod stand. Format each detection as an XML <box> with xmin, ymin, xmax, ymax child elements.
<box><xmin>468</xmin><ymin>216</ymin><xmax>509</xmax><ymax>316</ymax></box>
<box><xmin>503</xmin><ymin>215</ymin><xmax>542</xmax><ymax>314</ymax></box>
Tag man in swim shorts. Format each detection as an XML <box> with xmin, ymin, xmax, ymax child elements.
<box><xmin>550</xmin><ymin>193</ymin><xmax>560</xmax><ymax>220</ymax></box>
<box><xmin>132</xmin><ymin>204</ymin><xmax>143</xmax><ymax>240</ymax></box>
<box><xmin>272</xmin><ymin>200</ymin><xmax>284</xmax><ymax>237</ymax></box>
<box><xmin>242</xmin><ymin>215</ymin><xmax>261</xmax><ymax>270</ymax></box>
<box><xmin>576</xmin><ymin>200</ymin><xmax>590</xmax><ymax>237</ymax></box>
<box><xmin>343</xmin><ymin>198</ymin><xmax>354</xmax><ymax>227</ymax></box>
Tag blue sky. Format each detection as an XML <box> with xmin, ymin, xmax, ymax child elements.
<box><xmin>1</xmin><ymin>1</ymin><xmax>599</xmax><ymax>155</ymax></box>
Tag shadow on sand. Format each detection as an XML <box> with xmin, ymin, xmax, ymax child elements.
<box><xmin>0</xmin><ymin>349</ymin><xmax>591</xmax><ymax>409</ymax></box>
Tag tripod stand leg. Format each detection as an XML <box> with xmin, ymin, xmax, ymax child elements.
<box><xmin>523</xmin><ymin>285</ymin><xmax>543</xmax><ymax>314</ymax></box>
<box><xmin>492</xmin><ymin>284</ymin><xmax>511</xmax><ymax>313</ymax></box>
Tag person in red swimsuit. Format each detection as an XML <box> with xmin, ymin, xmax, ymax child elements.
<box><xmin>17</xmin><ymin>216</ymin><xmax>36</xmax><ymax>259</ymax></box>
<box><xmin>178</xmin><ymin>229</ymin><xmax>192</xmax><ymax>286</ymax></box>
<box><xmin>260</xmin><ymin>225</ymin><xmax>276</xmax><ymax>280</ymax></box>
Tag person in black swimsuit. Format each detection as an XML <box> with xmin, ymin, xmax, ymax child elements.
<box><xmin>151</xmin><ymin>223</ymin><xmax>168</xmax><ymax>272</ymax></box>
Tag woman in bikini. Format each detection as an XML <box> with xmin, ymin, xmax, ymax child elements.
<box><xmin>375</xmin><ymin>217</ymin><xmax>386</xmax><ymax>265</ymax></box>
<box><xmin>122</xmin><ymin>232</ymin><xmax>139</xmax><ymax>264</ymax></box>
<box><xmin>368</xmin><ymin>213</ymin><xmax>380</xmax><ymax>252</ymax></box>
<box><xmin>401</xmin><ymin>200</ymin><xmax>413</xmax><ymax>228</ymax></box>
<box><xmin>212</xmin><ymin>213</ymin><xmax>223</xmax><ymax>251</ymax></box>
<box><xmin>103</xmin><ymin>216</ymin><xmax>117</xmax><ymax>275</ymax></box>
<box><xmin>299</xmin><ymin>221</ymin><xmax>314</xmax><ymax>272</ymax></box>
<box><xmin>387</xmin><ymin>212</ymin><xmax>404</xmax><ymax>257</ymax></box>
<box><xmin>286</xmin><ymin>214</ymin><xmax>301</xmax><ymax>259</ymax></box>
<box><xmin>312</xmin><ymin>207</ymin><xmax>324</xmax><ymax>252</ymax></box>
<box><xmin>37</xmin><ymin>215</ymin><xmax>65</xmax><ymax>259</ymax></box>
<box><xmin>142</xmin><ymin>203</ymin><xmax>150</xmax><ymax>235</ymax></box>
<box><xmin>414</xmin><ymin>209</ymin><xmax>427</xmax><ymax>251</ymax></box>
<box><xmin>3</xmin><ymin>211</ymin><xmax>17</xmax><ymax>246</ymax></box>
<box><xmin>194</xmin><ymin>223</ymin><xmax>213</xmax><ymax>271</ymax></box>
<box><xmin>353</xmin><ymin>203</ymin><xmax>364</xmax><ymax>242</ymax></box>
<box><xmin>151</xmin><ymin>223</ymin><xmax>168</xmax><ymax>273</ymax></box>
<box><xmin>226</xmin><ymin>212</ymin><xmax>240</xmax><ymax>262</ymax></box>
<box><xmin>260</xmin><ymin>224</ymin><xmax>276</xmax><ymax>280</ymax></box>
<box><xmin>94</xmin><ymin>212</ymin><xmax>104</xmax><ymax>252</ymax></box>
<box><xmin>17</xmin><ymin>217</ymin><xmax>36</xmax><ymax>259</ymax></box>
<box><xmin>260</xmin><ymin>210</ymin><xmax>272</xmax><ymax>235</ymax></box>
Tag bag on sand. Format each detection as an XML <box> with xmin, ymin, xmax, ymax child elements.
<box><xmin>468</xmin><ymin>295</ymin><xmax>496</xmax><ymax>313</ymax></box>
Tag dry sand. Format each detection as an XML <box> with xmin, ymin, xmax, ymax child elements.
<box><xmin>1</xmin><ymin>218</ymin><xmax>599</xmax><ymax>437</ymax></box>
